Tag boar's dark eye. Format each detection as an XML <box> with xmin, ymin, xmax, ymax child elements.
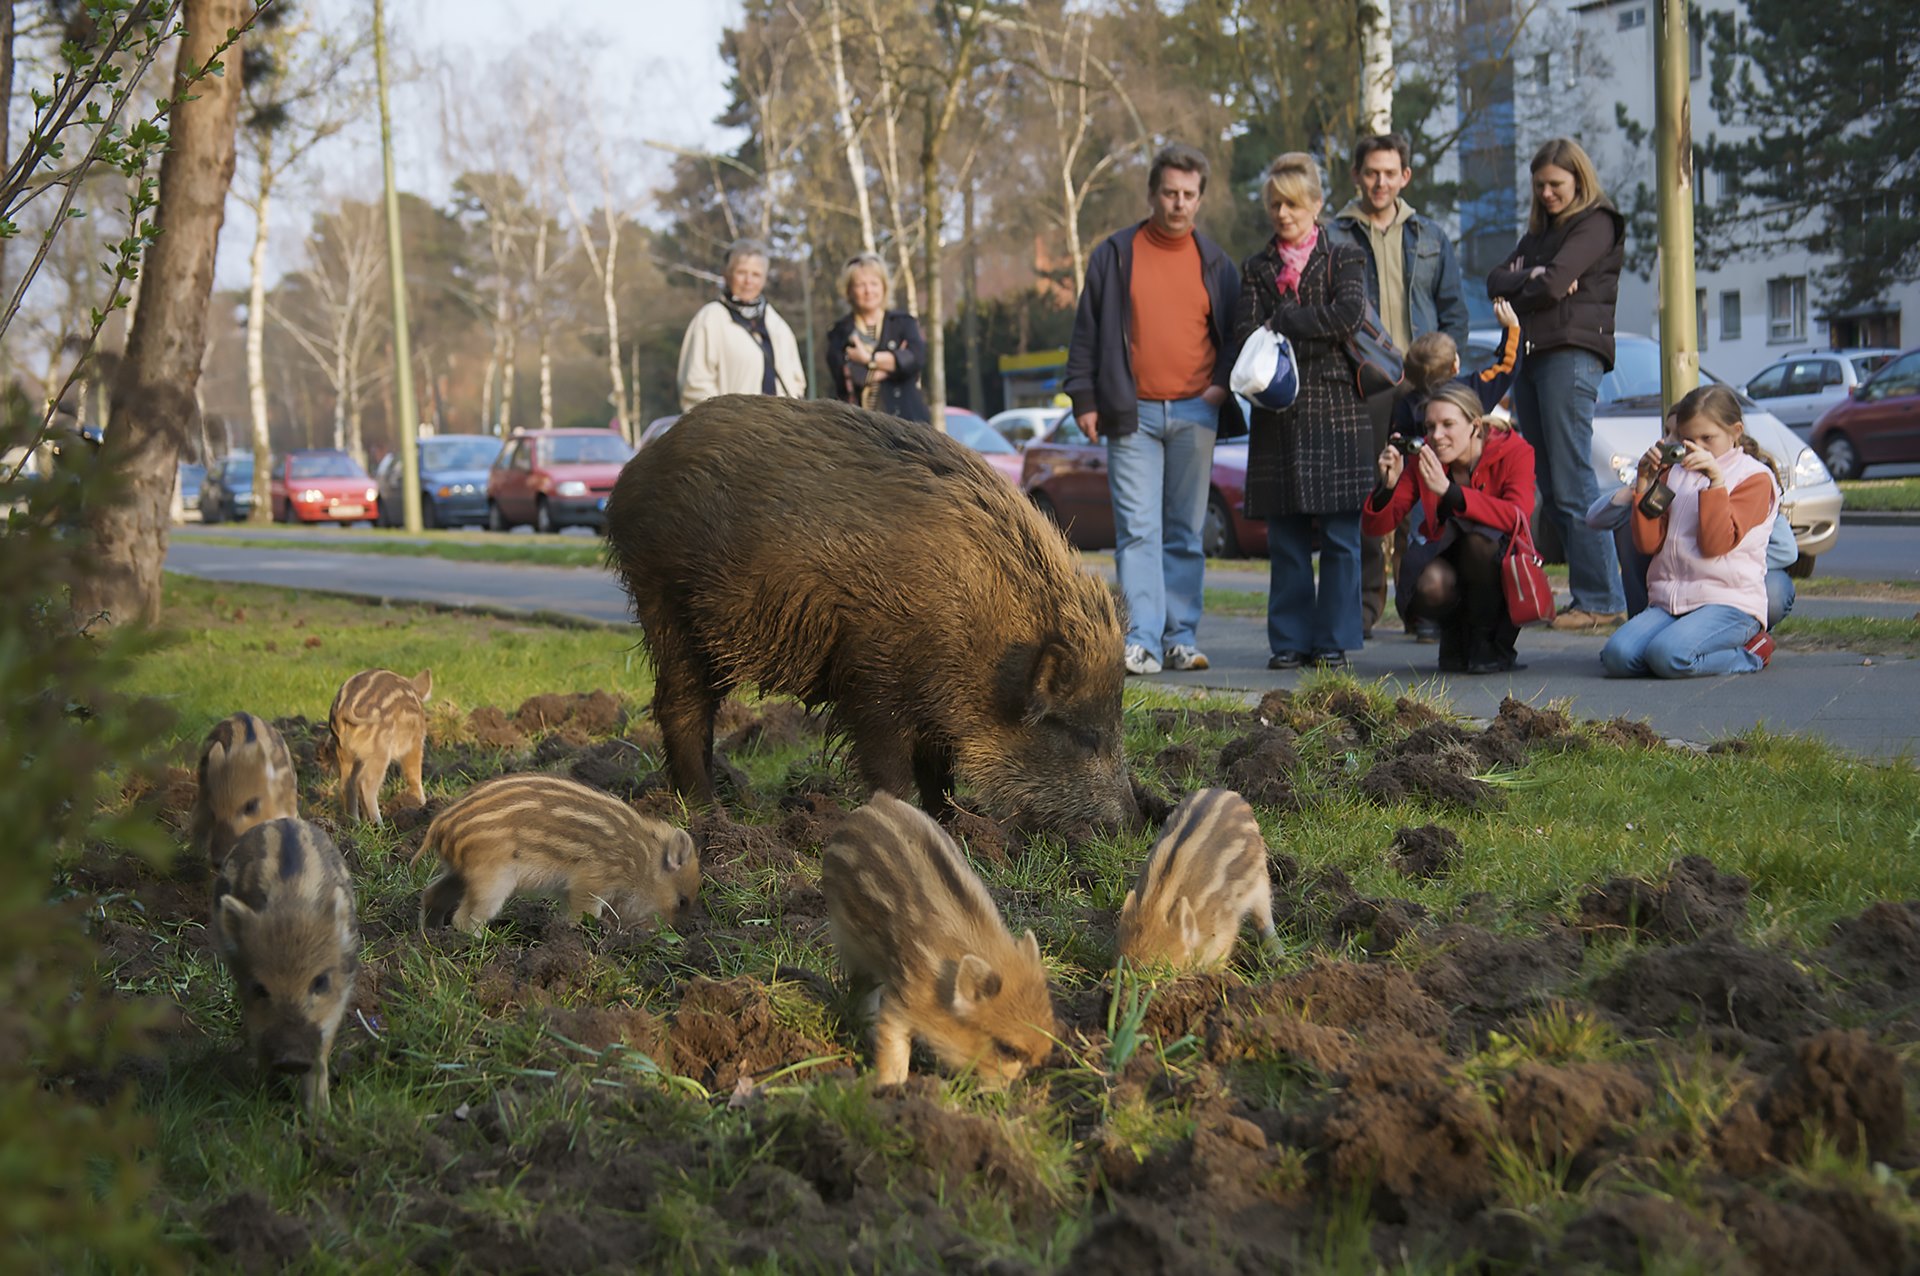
<box><xmin>249</xmin><ymin>981</ymin><xmax>270</xmax><ymax>1002</ymax></box>
<box><xmin>241</xmin><ymin>798</ymin><xmax>260</xmax><ymax>816</ymax></box>
<box><xmin>678</xmin><ymin>895</ymin><xmax>691</xmax><ymax>912</ymax></box>
<box><xmin>993</xmin><ymin>1039</ymin><xmax>1025</xmax><ymax>1064</ymax></box>
<box><xmin>309</xmin><ymin>973</ymin><xmax>331</xmax><ymax>996</ymax></box>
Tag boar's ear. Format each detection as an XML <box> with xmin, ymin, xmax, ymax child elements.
<box><xmin>215</xmin><ymin>893</ymin><xmax>254</xmax><ymax>945</ymax></box>
<box><xmin>411</xmin><ymin>669</ymin><xmax>433</xmax><ymax>701</ymax></box>
<box><xmin>660</xmin><ymin>829</ymin><xmax>696</xmax><ymax>875</ymax></box>
<box><xmin>997</xmin><ymin>638</ymin><xmax>1075</xmax><ymax>724</ymax></box>
<box><xmin>951</xmin><ymin>953</ymin><xmax>1003</xmax><ymax>1018</ymax></box>
<box><xmin>1117</xmin><ymin>889</ymin><xmax>1139</xmax><ymax>923</ymax></box>
<box><xmin>1021</xmin><ymin>929</ymin><xmax>1042</xmax><ymax>965</ymax></box>
<box><xmin>1176</xmin><ymin>898</ymin><xmax>1203</xmax><ymax>957</ymax></box>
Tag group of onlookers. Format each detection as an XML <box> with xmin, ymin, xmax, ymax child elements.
<box><xmin>675</xmin><ymin>131</ymin><xmax>1781</xmax><ymax>682</ymax></box>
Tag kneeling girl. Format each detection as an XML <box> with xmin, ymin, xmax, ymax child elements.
<box><xmin>1363</xmin><ymin>383</ymin><xmax>1537</xmax><ymax>674</ymax></box>
<box><xmin>1600</xmin><ymin>384</ymin><xmax>1779</xmax><ymax>678</ymax></box>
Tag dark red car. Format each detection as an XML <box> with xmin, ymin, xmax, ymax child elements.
<box><xmin>1019</xmin><ymin>415</ymin><xmax>1266</xmax><ymax>557</ymax></box>
<box><xmin>486</xmin><ymin>428</ymin><xmax>633</xmax><ymax>533</ymax></box>
<box><xmin>270</xmin><ymin>449</ymin><xmax>379</xmax><ymax>525</ymax></box>
<box><xmin>1810</xmin><ymin>346</ymin><xmax>1920</xmax><ymax>479</ymax></box>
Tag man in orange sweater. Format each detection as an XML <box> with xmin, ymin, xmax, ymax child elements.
<box><xmin>1064</xmin><ymin>144</ymin><xmax>1244</xmax><ymax>676</ymax></box>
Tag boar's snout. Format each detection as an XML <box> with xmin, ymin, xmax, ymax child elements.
<box><xmin>259</xmin><ymin>1021</ymin><xmax>322</xmax><ymax>1074</ymax></box>
<box><xmin>272</xmin><ymin>1055</ymin><xmax>314</xmax><ymax>1076</ymax></box>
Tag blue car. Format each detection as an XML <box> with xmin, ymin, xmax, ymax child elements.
<box><xmin>376</xmin><ymin>434</ymin><xmax>502</xmax><ymax>529</ymax></box>
<box><xmin>199</xmin><ymin>454</ymin><xmax>256</xmax><ymax>524</ymax></box>
<box><xmin>177</xmin><ymin>461</ymin><xmax>206</xmax><ymax>519</ymax></box>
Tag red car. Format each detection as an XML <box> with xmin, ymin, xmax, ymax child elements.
<box><xmin>486</xmin><ymin>428</ymin><xmax>634</xmax><ymax>533</ymax></box>
<box><xmin>943</xmin><ymin>406</ymin><xmax>1023</xmax><ymax>488</ymax></box>
<box><xmin>271</xmin><ymin>449</ymin><xmax>379</xmax><ymax>525</ymax></box>
<box><xmin>1020</xmin><ymin>415</ymin><xmax>1266</xmax><ymax>557</ymax></box>
<box><xmin>1810</xmin><ymin>346</ymin><xmax>1920</xmax><ymax>480</ymax></box>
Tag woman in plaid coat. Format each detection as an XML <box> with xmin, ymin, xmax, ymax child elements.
<box><xmin>1233</xmin><ymin>153</ymin><xmax>1374</xmax><ymax>669</ymax></box>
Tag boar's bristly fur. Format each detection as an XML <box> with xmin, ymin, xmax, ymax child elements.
<box><xmin>212</xmin><ymin>818</ymin><xmax>359</xmax><ymax>1115</ymax></box>
<box><xmin>328</xmin><ymin>667</ymin><xmax>431</xmax><ymax>826</ymax></box>
<box><xmin>604</xmin><ymin>396</ymin><xmax>1135</xmax><ymax>834</ymax></box>
<box><xmin>1116</xmin><ymin>788</ymin><xmax>1279</xmax><ymax>970</ymax></box>
<box><xmin>413</xmin><ymin>773</ymin><xmax>699</xmax><ymax>933</ymax></box>
<box><xmin>192</xmin><ymin>712</ymin><xmax>299</xmax><ymax>869</ymax></box>
<box><xmin>821</xmin><ymin>793</ymin><xmax>1056</xmax><ymax>1087</ymax></box>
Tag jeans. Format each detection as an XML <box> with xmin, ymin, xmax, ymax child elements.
<box><xmin>1614</xmin><ymin>528</ymin><xmax>1795</xmax><ymax>629</ymax></box>
<box><xmin>1512</xmin><ymin>347</ymin><xmax>1625</xmax><ymax>614</ymax></box>
<box><xmin>1107</xmin><ymin>396</ymin><xmax>1217</xmax><ymax>655</ymax></box>
<box><xmin>1266</xmin><ymin>511</ymin><xmax>1364</xmax><ymax>657</ymax></box>
<box><xmin>1601</xmin><ymin>604</ymin><xmax>1763</xmax><ymax>678</ymax></box>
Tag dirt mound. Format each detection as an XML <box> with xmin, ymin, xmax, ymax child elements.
<box><xmin>1759</xmin><ymin>1029</ymin><xmax>1906</xmax><ymax>1161</ymax></box>
<box><xmin>1358</xmin><ymin>751</ymin><xmax>1501</xmax><ymax>811</ymax></box>
<box><xmin>470</xmin><ymin>921</ymin><xmax>598</xmax><ymax>1011</ymax></box>
<box><xmin>538</xmin><ymin>1005</ymin><xmax>670</xmax><ymax>1059</ymax></box>
<box><xmin>668</xmin><ymin>977</ymin><xmax>839</xmax><ymax>1092</ymax></box>
<box><xmin>514</xmin><ymin>690</ymin><xmax>625</xmax><ymax>735</ymax></box>
<box><xmin>464</xmin><ymin>705</ymin><xmax>529</xmax><ymax>750</ymax></box>
<box><xmin>1498</xmin><ymin>1062</ymin><xmax>1650</xmax><ymax>1162</ymax></box>
<box><xmin>1391</xmin><ymin>823</ymin><xmax>1460</xmax><ymax>879</ymax></box>
<box><xmin>1147</xmin><ymin>706</ymin><xmax>1249</xmax><ymax>734</ymax></box>
<box><xmin>1152</xmin><ymin>742</ymin><xmax>1201</xmax><ymax>782</ymax></box>
<box><xmin>1554</xmin><ymin>1195</ymin><xmax>1741</xmax><ymax>1272</ymax></box>
<box><xmin>1101</xmin><ymin>1107</ymin><xmax>1300</xmax><ymax>1213</ymax></box>
<box><xmin>1217</xmin><ymin>726</ymin><xmax>1300</xmax><ymax>811</ymax></box>
<box><xmin>1823</xmin><ymin>901</ymin><xmax>1920</xmax><ymax>1017</ymax></box>
<box><xmin>1578</xmin><ymin>855</ymin><xmax>1752</xmax><ymax>942</ymax></box>
<box><xmin>1326</xmin><ymin>896</ymin><xmax>1429</xmax><ymax>953</ymax></box>
<box><xmin>777</xmin><ymin>792</ymin><xmax>847</xmax><ymax>854</ymax></box>
<box><xmin>721</xmin><ymin>700</ymin><xmax>819</xmax><ymax>753</ymax></box>
<box><xmin>1594</xmin><ymin>935</ymin><xmax>1820</xmax><ymax>1048</ymax></box>
<box><xmin>1206</xmin><ymin>1007</ymin><xmax>1355</xmax><ymax>1075</ymax></box>
<box><xmin>1592</xmin><ymin>716</ymin><xmax>1666</xmax><ymax>749</ymax></box>
<box><xmin>1069</xmin><ymin>1203</ymin><xmax>1232</xmax><ymax>1276</ymax></box>
<box><xmin>568</xmin><ymin>739</ymin><xmax>658</xmax><ymax>800</ymax></box>
<box><xmin>1481</xmin><ymin>696</ymin><xmax>1582</xmax><ymax>758</ymax></box>
<box><xmin>693</xmin><ymin>809</ymin><xmax>804</xmax><ymax>883</ymax></box>
<box><xmin>200</xmin><ymin>1191</ymin><xmax>312</xmax><ymax>1273</ymax></box>
<box><xmin>1721</xmin><ymin>1184</ymin><xmax>1915</xmax><ymax>1276</ymax></box>
<box><xmin>1274</xmin><ymin>961</ymin><xmax>1451</xmax><ymax>1041</ymax></box>
<box><xmin>1313</xmin><ymin>1043</ymin><xmax>1495</xmax><ymax>1204</ymax></box>
<box><xmin>946</xmin><ymin>807</ymin><xmax>1017</xmax><ymax>865</ymax></box>
<box><xmin>1413</xmin><ymin>925</ymin><xmax>1583</xmax><ymax>1039</ymax></box>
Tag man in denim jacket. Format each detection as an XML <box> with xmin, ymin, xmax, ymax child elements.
<box><xmin>1333</xmin><ymin>133</ymin><xmax>1469</xmax><ymax>640</ymax></box>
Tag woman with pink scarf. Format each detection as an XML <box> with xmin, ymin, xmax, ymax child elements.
<box><xmin>1231</xmin><ymin>153</ymin><xmax>1374</xmax><ymax>670</ymax></box>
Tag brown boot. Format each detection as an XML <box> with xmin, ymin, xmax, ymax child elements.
<box><xmin>1549</xmin><ymin>607</ymin><xmax>1627</xmax><ymax>632</ymax></box>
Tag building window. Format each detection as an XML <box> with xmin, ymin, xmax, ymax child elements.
<box><xmin>1721</xmin><ymin>290</ymin><xmax>1742</xmax><ymax>340</ymax></box>
<box><xmin>1534</xmin><ymin>53</ymin><xmax>1551</xmax><ymax>88</ymax></box>
<box><xmin>1619</xmin><ymin>7</ymin><xmax>1646</xmax><ymax>30</ymax></box>
<box><xmin>1697</xmin><ymin>289</ymin><xmax>1709</xmax><ymax>350</ymax></box>
<box><xmin>1768</xmin><ymin>277</ymin><xmax>1807</xmax><ymax>343</ymax></box>
<box><xmin>1690</xmin><ymin>26</ymin><xmax>1703</xmax><ymax>79</ymax></box>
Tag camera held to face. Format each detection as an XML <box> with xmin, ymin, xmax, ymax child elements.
<box><xmin>1639</xmin><ymin>442</ymin><xmax>1688</xmax><ymax>519</ymax></box>
<box><xmin>1390</xmin><ymin>433</ymin><xmax>1425</xmax><ymax>457</ymax></box>
<box><xmin>1656</xmin><ymin>441</ymin><xmax>1688</xmax><ymax>466</ymax></box>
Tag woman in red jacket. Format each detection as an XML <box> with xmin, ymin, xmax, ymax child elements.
<box><xmin>1363</xmin><ymin>383</ymin><xmax>1537</xmax><ymax>674</ymax></box>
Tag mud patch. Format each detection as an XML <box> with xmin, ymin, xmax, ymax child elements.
<box><xmin>1358</xmin><ymin>751</ymin><xmax>1500</xmax><ymax>811</ymax></box>
<box><xmin>1759</xmin><ymin>1028</ymin><xmax>1906</xmax><ymax>1161</ymax></box>
<box><xmin>1390</xmin><ymin>823</ymin><xmax>1459</xmax><ymax>880</ymax></box>
<box><xmin>1578</xmin><ymin>855</ymin><xmax>1752</xmax><ymax>943</ymax></box>
<box><xmin>1498</xmin><ymin>1061</ymin><xmax>1650</xmax><ymax>1162</ymax></box>
<box><xmin>464</xmin><ymin>705</ymin><xmax>529</xmax><ymax>750</ymax></box>
<box><xmin>1413</xmin><ymin>924</ymin><xmax>1583</xmax><ymax>1043</ymax></box>
<box><xmin>1312</xmin><ymin>1043</ymin><xmax>1495</xmax><ymax>1205</ymax></box>
<box><xmin>667</xmin><ymin>977</ymin><xmax>840</xmax><ymax>1092</ymax></box>
<box><xmin>200</xmin><ymin>1191</ymin><xmax>312</xmax><ymax>1273</ymax></box>
<box><xmin>1594</xmin><ymin>935</ymin><xmax>1820</xmax><ymax>1050</ymax></box>
<box><xmin>514</xmin><ymin>690</ymin><xmax>625</xmax><ymax>736</ymax></box>
<box><xmin>1218</xmin><ymin>726</ymin><xmax>1300</xmax><ymax>811</ymax></box>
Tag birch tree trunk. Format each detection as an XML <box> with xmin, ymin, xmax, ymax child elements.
<box><xmin>500</xmin><ymin>329</ymin><xmax>516</xmax><ymax>434</ymax></box>
<box><xmin>1360</xmin><ymin>0</ymin><xmax>1394</xmax><ymax>136</ymax></box>
<box><xmin>245</xmin><ymin>174</ymin><xmax>274</xmax><ymax>522</ymax></box>
<box><xmin>73</xmin><ymin>0</ymin><xmax>245</xmax><ymax>627</ymax></box>
<box><xmin>823</xmin><ymin>0</ymin><xmax>876</xmax><ymax>253</ymax></box>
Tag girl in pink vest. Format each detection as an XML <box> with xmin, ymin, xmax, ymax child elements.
<box><xmin>1600</xmin><ymin>385</ymin><xmax>1781</xmax><ymax>678</ymax></box>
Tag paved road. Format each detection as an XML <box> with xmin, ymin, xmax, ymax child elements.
<box><xmin>165</xmin><ymin>540</ymin><xmax>1919</xmax><ymax>760</ymax></box>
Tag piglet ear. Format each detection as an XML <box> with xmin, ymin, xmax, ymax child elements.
<box><xmin>1176</xmin><ymin>898</ymin><xmax>1203</xmax><ymax>956</ymax></box>
<box><xmin>1021</xmin><ymin>929</ymin><xmax>1043</xmax><ymax>965</ymax></box>
<box><xmin>216</xmin><ymin>894</ymin><xmax>254</xmax><ymax>946</ymax></box>
<box><xmin>1117</xmin><ymin>889</ymin><xmax>1139</xmax><ymax>923</ymax></box>
<box><xmin>661</xmin><ymin>829</ymin><xmax>695</xmax><ymax>875</ymax></box>
<box><xmin>951</xmin><ymin>953</ymin><xmax>1003</xmax><ymax>1018</ymax></box>
<box><xmin>411</xmin><ymin>669</ymin><xmax>434</xmax><ymax>701</ymax></box>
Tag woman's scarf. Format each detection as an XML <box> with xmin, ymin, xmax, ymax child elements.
<box><xmin>1273</xmin><ymin>224</ymin><xmax>1319</xmax><ymax>297</ymax></box>
<box><xmin>719</xmin><ymin>291</ymin><xmax>767</xmax><ymax>323</ymax></box>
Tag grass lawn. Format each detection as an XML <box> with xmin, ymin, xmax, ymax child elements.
<box><xmin>173</xmin><ymin>527</ymin><xmax>609</xmax><ymax>570</ymax></box>
<box><xmin>72</xmin><ymin>578</ymin><xmax>1920</xmax><ymax>1269</ymax></box>
<box><xmin>1839</xmin><ymin>477</ymin><xmax>1920</xmax><ymax>511</ymax></box>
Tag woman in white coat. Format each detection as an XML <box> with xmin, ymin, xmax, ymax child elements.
<box><xmin>677</xmin><ymin>238</ymin><xmax>807</xmax><ymax>410</ymax></box>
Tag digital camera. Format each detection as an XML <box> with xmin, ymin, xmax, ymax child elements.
<box><xmin>1391</xmin><ymin>434</ymin><xmax>1425</xmax><ymax>457</ymax></box>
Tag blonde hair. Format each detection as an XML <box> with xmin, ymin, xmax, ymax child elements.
<box><xmin>1528</xmin><ymin>138</ymin><xmax>1605</xmax><ymax>233</ymax></box>
<box><xmin>1405</xmin><ymin>332</ymin><xmax>1459</xmax><ymax>392</ymax></box>
<box><xmin>1674</xmin><ymin>383</ymin><xmax>1780</xmax><ymax>486</ymax></box>
<box><xmin>839</xmin><ymin>252</ymin><xmax>890</xmax><ymax>309</ymax></box>
<box><xmin>1424</xmin><ymin>382</ymin><xmax>1508</xmax><ymax>434</ymax></box>
<box><xmin>1264</xmin><ymin>153</ymin><xmax>1324</xmax><ymax>213</ymax></box>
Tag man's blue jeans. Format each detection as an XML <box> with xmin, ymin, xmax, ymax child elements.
<box><xmin>1266</xmin><ymin>511</ymin><xmax>1364</xmax><ymax>657</ymax></box>
<box><xmin>1107</xmin><ymin>396</ymin><xmax>1217</xmax><ymax>656</ymax></box>
<box><xmin>1512</xmin><ymin>347</ymin><xmax>1626</xmax><ymax>615</ymax></box>
<box><xmin>1601</xmin><ymin>604</ymin><xmax>1763</xmax><ymax>677</ymax></box>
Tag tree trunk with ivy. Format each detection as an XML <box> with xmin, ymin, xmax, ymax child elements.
<box><xmin>73</xmin><ymin>0</ymin><xmax>246</xmax><ymax>627</ymax></box>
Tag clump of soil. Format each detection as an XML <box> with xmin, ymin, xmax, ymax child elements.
<box><xmin>464</xmin><ymin>705</ymin><xmax>529</xmax><ymax>750</ymax></box>
<box><xmin>1758</xmin><ymin>1028</ymin><xmax>1906</xmax><ymax>1161</ymax></box>
<box><xmin>1358</xmin><ymin>751</ymin><xmax>1500</xmax><ymax>811</ymax></box>
<box><xmin>514</xmin><ymin>690</ymin><xmax>625</xmax><ymax>736</ymax></box>
<box><xmin>1099</xmin><ymin>1106</ymin><xmax>1301</xmax><ymax>1213</ymax></box>
<box><xmin>1217</xmin><ymin>726</ymin><xmax>1300</xmax><ymax>811</ymax></box>
<box><xmin>470</xmin><ymin>919</ymin><xmax>598</xmax><ymax>1011</ymax></box>
<box><xmin>668</xmin><ymin>977</ymin><xmax>839</xmax><ymax>1092</ymax></box>
<box><xmin>1498</xmin><ymin>1061</ymin><xmax>1650</xmax><ymax>1162</ymax></box>
<box><xmin>946</xmin><ymin>807</ymin><xmax>1017</xmax><ymax>865</ymax></box>
<box><xmin>1592</xmin><ymin>716</ymin><xmax>1666</xmax><ymax>749</ymax></box>
<box><xmin>1147</xmin><ymin>707</ymin><xmax>1248</xmax><ymax>734</ymax></box>
<box><xmin>200</xmin><ymin>1191</ymin><xmax>313</xmax><ymax>1273</ymax></box>
<box><xmin>1275</xmin><ymin>961</ymin><xmax>1451</xmax><ymax>1041</ymax></box>
<box><xmin>693</xmin><ymin>810</ymin><xmax>804</xmax><ymax>884</ymax></box>
<box><xmin>1481</xmin><ymin>696</ymin><xmax>1582</xmax><ymax>757</ymax></box>
<box><xmin>1553</xmin><ymin>1196</ymin><xmax>1741</xmax><ymax>1272</ymax></box>
<box><xmin>1153</xmin><ymin>741</ymin><xmax>1201</xmax><ymax>782</ymax></box>
<box><xmin>1326</xmin><ymin>895</ymin><xmax>1429</xmax><ymax>954</ymax></box>
<box><xmin>1311</xmin><ymin>1043</ymin><xmax>1495</xmax><ymax>1205</ymax></box>
<box><xmin>777</xmin><ymin>793</ymin><xmax>847</xmax><ymax>853</ymax></box>
<box><xmin>568</xmin><ymin>739</ymin><xmax>657</xmax><ymax>800</ymax></box>
<box><xmin>1578</xmin><ymin>855</ymin><xmax>1752</xmax><ymax>943</ymax></box>
<box><xmin>1391</xmin><ymin>823</ymin><xmax>1460</xmax><ymax>879</ymax></box>
<box><xmin>1822</xmin><ymin>901</ymin><xmax>1920</xmax><ymax>1020</ymax></box>
<box><xmin>1594</xmin><ymin>935</ymin><xmax>1820</xmax><ymax>1049</ymax></box>
<box><xmin>1414</xmin><ymin>924</ymin><xmax>1584</xmax><ymax>1043</ymax></box>
<box><xmin>537</xmin><ymin>1005</ymin><xmax>669</xmax><ymax>1061</ymax></box>
<box><xmin>721</xmin><ymin>701</ymin><xmax>819</xmax><ymax>754</ymax></box>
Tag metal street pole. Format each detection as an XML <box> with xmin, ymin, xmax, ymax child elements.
<box><xmin>373</xmin><ymin>0</ymin><xmax>421</xmax><ymax>532</ymax></box>
<box><xmin>1654</xmin><ymin>0</ymin><xmax>1698</xmax><ymax>409</ymax></box>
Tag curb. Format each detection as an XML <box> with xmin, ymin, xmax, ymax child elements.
<box><xmin>1842</xmin><ymin>510</ymin><xmax>1920</xmax><ymax>527</ymax></box>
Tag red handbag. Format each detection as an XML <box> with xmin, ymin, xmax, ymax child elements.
<box><xmin>1503</xmin><ymin>515</ymin><xmax>1555</xmax><ymax>625</ymax></box>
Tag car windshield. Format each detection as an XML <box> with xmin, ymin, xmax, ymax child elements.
<box><xmin>545</xmin><ymin>435</ymin><xmax>631</xmax><ymax>465</ymax></box>
<box><xmin>420</xmin><ymin>438</ymin><xmax>500</xmax><ymax>470</ymax></box>
<box><xmin>1599</xmin><ymin>338</ymin><xmax>1748</xmax><ymax>410</ymax></box>
<box><xmin>222</xmin><ymin>457</ymin><xmax>253</xmax><ymax>479</ymax></box>
<box><xmin>946</xmin><ymin>413</ymin><xmax>1014</xmax><ymax>454</ymax></box>
<box><xmin>289</xmin><ymin>452</ymin><xmax>365</xmax><ymax>479</ymax></box>
<box><xmin>1852</xmin><ymin>353</ymin><xmax>1894</xmax><ymax>379</ymax></box>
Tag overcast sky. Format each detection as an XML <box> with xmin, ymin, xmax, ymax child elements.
<box><xmin>213</xmin><ymin>0</ymin><xmax>738</xmax><ymax>290</ymax></box>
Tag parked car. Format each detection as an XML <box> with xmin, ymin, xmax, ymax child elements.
<box><xmin>943</xmin><ymin>407</ymin><xmax>1024</xmax><ymax>487</ymax></box>
<box><xmin>1460</xmin><ymin>332</ymin><xmax>1843</xmax><ymax>575</ymax></box>
<box><xmin>1744</xmin><ymin>348</ymin><xmax>1899</xmax><ymax>434</ymax></box>
<box><xmin>985</xmin><ymin>406</ymin><xmax>1066</xmax><ymax>447</ymax></box>
<box><xmin>638</xmin><ymin>415</ymin><xmax>680</xmax><ymax>447</ymax></box>
<box><xmin>176</xmin><ymin>461</ymin><xmax>205</xmax><ymax>521</ymax></box>
<box><xmin>198</xmin><ymin>453</ymin><xmax>256</xmax><ymax>523</ymax></box>
<box><xmin>375</xmin><ymin>433</ymin><xmax>501</xmax><ymax>528</ymax></box>
<box><xmin>270</xmin><ymin>449</ymin><xmax>379</xmax><ymax>525</ymax></box>
<box><xmin>1809</xmin><ymin>346</ymin><xmax>1920</xmax><ymax>480</ymax></box>
<box><xmin>1020</xmin><ymin>415</ymin><xmax>1267</xmax><ymax>558</ymax></box>
<box><xmin>486</xmin><ymin>427</ymin><xmax>633</xmax><ymax>533</ymax></box>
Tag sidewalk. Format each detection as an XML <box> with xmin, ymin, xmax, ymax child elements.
<box><xmin>164</xmin><ymin>540</ymin><xmax>1920</xmax><ymax>761</ymax></box>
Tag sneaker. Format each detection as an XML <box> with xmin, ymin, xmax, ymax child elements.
<box><xmin>1744</xmin><ymin>630</ymin><xmax>1775</xmax><ymax>669</ymax></box>
<box><xmin>1411</xmin><ymin>619</ymin><xmax>1442</xmax><ymax>644</ymax></box>
<box><xmin>1310</xmin><ymin>651</ymin><xmax>1348</xmax><ymax>670</ymax></box>
<box><xmin>1550</xmin><ymin>607</ymin><xmax>1628</xmax><ymax>632</ymax></box>
<box><xmin>1267</xmin><ymin>651</ymin><xmax>1305</xmax><ymax>670</ymax></box>
<box><xmin>1164</xmin><ymin>644</ymin><xmax>1210</xmax><ymax>671</ymax></box>
<box><xmin>1123</xmin><ymin>644</ymin><xmax>1162</xmax><ymax>676</ymax></box>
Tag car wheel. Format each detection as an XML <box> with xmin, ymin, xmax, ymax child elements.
<box><xmin>487</xmin><ymin>501</ymin><xmax>509</xmax><ymax>532</ymax></box>
<box><xmin>535</xmin><ymin>497</ymin><xmax>558</xmax><ymax>534</ymax></box>
<box><xmin>1819</xmin><ymin>432</ymin><xmax>1862</xmax><ymax>481</ymax></box>
<box><xmin>420</xmin><ymin>496</ymin><xmax>438</xmax><ymax>530</ymax></box>
<box><xmin>1201</xmin><ymin>491</ymin><xmax>1235</xmax><ymax>560</ymax></box>
<box><xmin>1786</xmin><ymin>551</ymin><xmax>1816</xmax><ymax>580</ymax></box>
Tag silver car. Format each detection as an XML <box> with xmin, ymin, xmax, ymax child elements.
<box><xmin>1743</xmin><ymin>348</ymin><xmax>1899</xmax><ymax>434</ymax></box>
<box><xmin>1463</xmin><ymin>332</ymin><xmax>1842</xmax><ymax>575</ymax></box>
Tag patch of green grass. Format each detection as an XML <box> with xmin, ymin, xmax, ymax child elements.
<box><xmin>1775</xmin><ymin>613</ymin><xmax>1920</xmax><ymax>656</ymax></box>
<box><xmin>1795</xmin><ymin>577</ymin><xmax>1920</xmax><ymax>602</ymax></box>
<box><xmin>175</xmin><ymin>527</ymin><xmax>610</xmax><ymax>568</ymax></box>
<box><xmin>1838</xmin><ymin>477</ymin><xmax>1920</xmax><ymax>511</ymax></box>
<box><xmin>134</xmin><ymin>574</ymin><xmax>650</xmax><ymax>749</ymax></box>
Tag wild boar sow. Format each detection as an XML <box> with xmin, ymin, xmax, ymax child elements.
<box><xmin>604</xmin><ymin>396</ymin><xmax>1135</xmax><ymax>833</ymax></box>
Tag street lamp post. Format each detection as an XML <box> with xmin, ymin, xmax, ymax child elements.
<box><xmin>1654</xmin><ymin>0</ymin><xmax>1699</xmax><ymax>409</ymax></box>
<box><xmin>373</xmin><ymin>0</ymin><xmax>421</xmax><ymax>532</ymax></box>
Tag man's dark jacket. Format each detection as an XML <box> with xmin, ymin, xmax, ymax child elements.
<box><xmin>1063</xmin><ymin>222</ymin><xmax>1245</xmax><ymax>439</ymax></box>
<box><xmin>1330</xmin><ymin>207</ymin><xmax>1470</xmax><ymax>348</ymax></box>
